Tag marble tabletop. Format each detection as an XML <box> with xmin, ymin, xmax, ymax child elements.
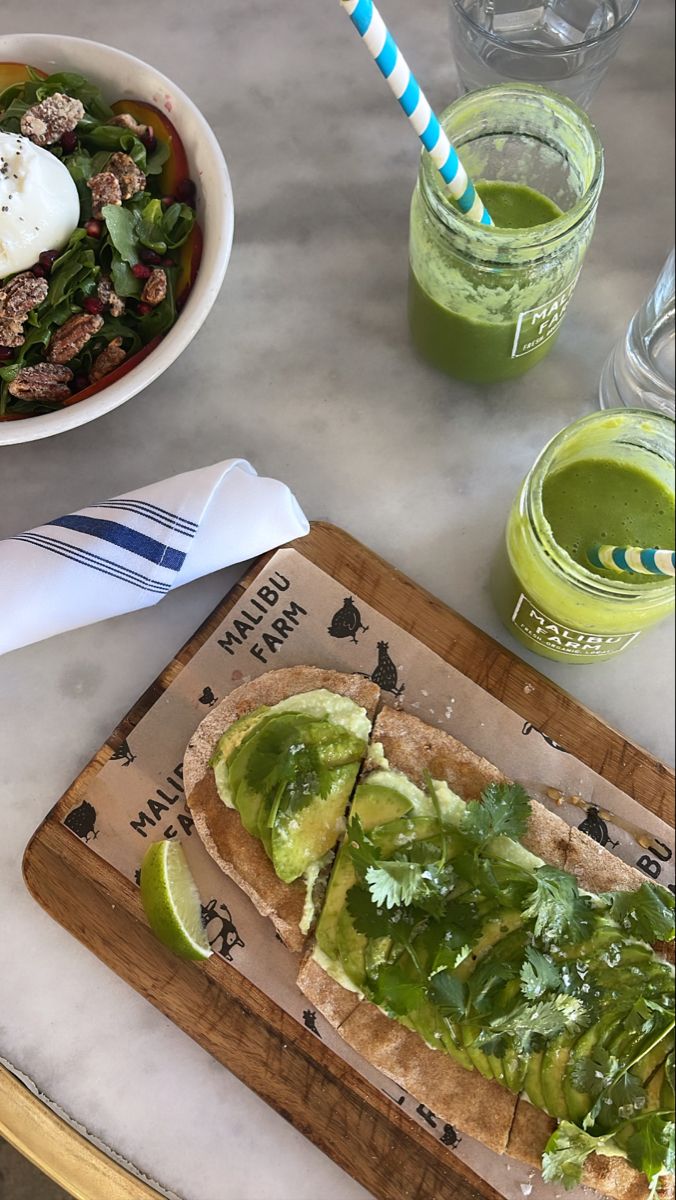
<box><xmin>0</xmin><ymin>2</ymin><xmax>674</xmax><ymax>1198</ymax></box>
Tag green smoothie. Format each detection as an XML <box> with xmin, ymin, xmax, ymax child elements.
<box><xmin>542</xmin><ymin>458</ymin><xmax>675</xmax><ymax>583</ymax></box>
<box><xmin>409</xmin><ymin>181</ymin><xmax>565</xmax><ymax>384</ymax></box>
<box><xmin>494</xmin><ymin>411</ymin><xmax>676</xmax><ymax>664</ymax></box>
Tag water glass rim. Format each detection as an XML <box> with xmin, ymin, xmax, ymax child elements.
<box><xmin>449</xmin><ymin>0</ymin><xmax>642</xmax><ymax>58</ymax></box>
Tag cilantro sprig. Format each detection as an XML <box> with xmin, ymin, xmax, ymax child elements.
<box><xmin>522</xmin><ymin>866</ymin><xmax>593</xmax><ymax>946</ymax></box>
<box><xmin>459</xmin><ymin>781</ymin><xmax>532</xmax><ymax>848</ymax></box>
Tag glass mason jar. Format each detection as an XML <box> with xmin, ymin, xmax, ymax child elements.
<box><xmin>492</xmin><ymin>409</ymin><xmax>675</xmax><ymax>664</ymax></box>
<box><xmin>408</xmin><ymin>83</ymin><xmax>604</xmax><ymax>384</ymax></box>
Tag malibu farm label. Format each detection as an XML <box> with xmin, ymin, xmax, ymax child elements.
<box><xmin>512</xmin><ymin>593</ymin><xmax>641</xmax><ymax>658</ymax></box>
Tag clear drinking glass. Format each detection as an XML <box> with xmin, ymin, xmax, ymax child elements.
<box><xmin>448</xmin><ymin>0</ymin><xmax>641</xmax><ymax>111</ymax></box>
<box><xmin>599</xmin><ymin>249</ymin><xmax>675</xmax><ymax>418</ymax></box>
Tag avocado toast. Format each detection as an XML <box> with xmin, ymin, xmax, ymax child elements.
<box><xmin>184</xmin><ymin>671</ymin><xmax>675</xmax><ymax>1199</ymax></box>
<box><xmin>183</xmin><ymin>667</ymin><xmax>380</xmax><ymax>951</ymax></box>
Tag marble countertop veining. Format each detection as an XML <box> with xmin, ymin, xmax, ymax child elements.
<box><xmin>0</xmin><ymin>2</ymin><xmax>673</xmax><ymax>1198</ymax></box>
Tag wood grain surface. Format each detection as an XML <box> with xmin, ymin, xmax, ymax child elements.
<box><xmin>23</xmin><ymin>523</ymin><xmax>675</xmax><ymax>1200</ymax></box>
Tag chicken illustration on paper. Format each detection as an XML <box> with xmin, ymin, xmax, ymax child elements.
<box><xmin>327</xmin><ymin>597</ymin><xmax>369</xmax><ymax>644</ymax></box>
<box><xmin>198</xmin><ymin>686</ymin><xmax>219</xmax><ymax>707</ymax></box>
<box><xmin>578</xmin><ymin>805</ymin><xmax>620</xmax><ymax>850</ymax></box>
<box><xmin>64</xmin><ymin>799</ymin><xmax>98</xmax><ymax>843</ymax></box>
<box><xmin>110</xmin><ymin>738</ymin><xmax>136</xmax><ymax>767</ymax></box>
<box><xmin>369</xmin><ymin>641</ymin><xmax>405</xmax><ymax>697</ymax></box>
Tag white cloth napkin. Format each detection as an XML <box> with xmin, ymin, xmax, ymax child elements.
<box><xmin>0</xmin><ymin>459</ymin><xmax>309</xmax><ymax>656</ymax></box>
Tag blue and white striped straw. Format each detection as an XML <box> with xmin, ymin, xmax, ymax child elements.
<box><xmin>340</xmin><ymin>0</ymin><xmax>493</xmax><ymax>227</ymax></box>
<box><xmin>588</xmin><ymin>545</ymin><xmax>676</xmax><ymax>578</ymax></box>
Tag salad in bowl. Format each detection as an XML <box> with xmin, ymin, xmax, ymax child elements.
<box><xmin>0</xmin><ymin>64</ymin><xmax>203</xmax><ymax>420</ymax></box>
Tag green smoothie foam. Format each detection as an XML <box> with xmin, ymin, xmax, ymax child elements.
<box><xmin>409</xmin><ymin>181</ymin><xmax>568</xmax><ymax>384</ymax></box>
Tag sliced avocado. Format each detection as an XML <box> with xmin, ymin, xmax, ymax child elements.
<box><xmin>352</xmin><ymin>782</ymin><xmax>413</xmax><ymax>829</ymax></box>
<box><xmin>271</xmin><ymin>765</ymin><xmax>357</xmax><ymax>882</ymax></box>
<box><xmin>315</xmin><ymin>845</ymin><xmax>357</xmax><ymax>962</ymax></box>
<box><xmin>502</xmin><ymin>1044</ymin><xmax>528</xmax><ymax>1093</ymax></box>
<box><xmin>336</xmin><ymin>904</ymin><xmax>367</xmax><ymax>989</ymax></box>
<box><xmin>407</xmin><ymin>999</ymin><xmax>473</xmax><ymax>1071</ymax></box>
<box><xmin>541</xmin><ymin>1035</ymin><xmax>575</xmax><ymax>1118</ymax></box>
<box><xmin>210</xmin><ymin>707</ymin><xmax>270</xmax><ymax>803</ymax></box>
<box><xmin>458</xmin><ymin>1020</ymin><xmax>497</xmax><ymax>1080</ymax></box>
<box><xmin>523</xmin><ymin>1050</ymin><xmax>546</xmax><ymax>1109</ymax></box>
<box><xmin>563</xmin><ymin>1011</ymin><xmax>618</xmax><ymax>1125</ymax></box>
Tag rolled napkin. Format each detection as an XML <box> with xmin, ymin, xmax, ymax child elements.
<box><xmin>1</xmin><ymin>459</ymin><xmax>309</xmax><ymax>656</ymax></box>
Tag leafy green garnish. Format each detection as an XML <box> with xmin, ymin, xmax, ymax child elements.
<box><xmin>460</xmin><ymin>781</ymin><xmax>531</xmax><ymax>848</ymax></box>
<box><xmin>428</xmin><ymin>970</ymin><xmax>467</xmax><ymax>1019</ymax></box>
<box><xmin>522</xmin><ymin>866</ymin><xmax>592</xmax><ymax>945</ymax></box>
<box><xmin>627</xmin><ymin>1114</ymin><xmax>675</xmax><ymax>1199</ymax></box>
<box><xmin>520</xmin><ymin>945</ymin><xmax>562</xmax><ymax>999</ymax></box>
<box><xmin>366</xmin><ymin>861</ymin><xmax>427</xmax><ymax>909</ymax></box>
<box><xmin>476</xmin><ymin>994</ymin><xmax>589</xmax><ymax>1056</ymax></box>
<box><xmin>244</xmin><ymin>714</ymin><xmax>363</xmax><ymax>828</ymax></box>
<box><xmin>602</xmin><ymin>883</ymin><xmax>676</xmax><ymax>944</ymax></box>
<box><xmin>542</xmin><ymin>1121</ymin><xmax>626</xmax><ymax>1191</ymax></box>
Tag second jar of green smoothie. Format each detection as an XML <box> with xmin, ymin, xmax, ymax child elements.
<box><xmin>409</xmin><ymin>84</ymin><xmax>604</xmax><ymax>384</ymax></box>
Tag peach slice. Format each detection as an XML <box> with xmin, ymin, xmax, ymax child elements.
<box><xmin>0</xmin><ymin>63</ymin><xmax>48</xmax><ymax>93</ymax></box>
<box><xmin>110</xmin><ymin>98</ymin><xmax>190</xmax><ymax>196</ymax></box>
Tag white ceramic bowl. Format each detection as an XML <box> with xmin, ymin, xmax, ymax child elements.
<box><xmin>0</xmin><ymin>34</ymin><xmax>234</xmax><ymax>445</ymax></box>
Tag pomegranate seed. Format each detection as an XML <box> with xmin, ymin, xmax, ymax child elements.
<box><xmin>141</xmin><ymin>127</ymin><xmax>157</xmax><ymax>152</ymax></box>
<box><xmin>31</xmin><ymin>264</ymin><xmax>47</xmax><ymax>278</ymax></box>
<box><xmin>137</xmin><ymin>302</ymin><xmax>152</xmax><ymax>316</ymax></box>
<box><xmin>132</xmin><ymin>263</ymin><xmax>152</xmax><ymax>279</ymax></box>
<box><xmin>85</xmin><ymin>219</ymin><xmax>102</xmax><ymax>238</ymax></box>
<box><xmin>161</xmin><ymin>195</ymin><xmax>176</xmax><ymax>209</ymax></box>
<box><xmin>0</xmin><ymin>346</ymin><xmax>14</xmax><ymax>361</ymax></box>
<box><xmin>139</xmin><ymin>248</ymin><xmax>162</xmax><ymax>265</ymax></box>
<box><xmin>39</xmin><ymin>249</ymin><xmax>59</xmax><ymax>273</ymax></box>
<box><xmin>176</xmin><ymin>178</ymin><xmax>196</xmax><ymax>206</ymax></box>
<box><xmin>60</xmin><ymin>129</ymin><xmax>78</xmax><ymax>154</ymax></box>
<box><xmin>73</xmin><ymin>373</ymin><xmax>89</xmax><ymax>392</ymax></box>
<box><xmin>83</xmin><ymin>296</ymin><xmax>104</xmax><ymax>315</ymax></box>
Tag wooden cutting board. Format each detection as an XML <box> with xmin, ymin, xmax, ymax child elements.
<box><xmin>24</xmin><ymin>523</ymin><xmax>674</xmax><ymax>1200</ymax></box>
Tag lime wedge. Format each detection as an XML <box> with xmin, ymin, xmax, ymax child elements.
<box><xmin>139</xmin><ymin>841</ymin><xmax>212</xmax><ymax>961</ymax></box>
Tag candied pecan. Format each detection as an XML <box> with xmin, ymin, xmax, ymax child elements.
<box><xmin>20</xmin><ymin>93</ymin><xmax>85</xmax><ymax>147</ymax></box>
<box><xmin>97</xmin><ymin>275</ymin><xmax>126</xmax><ymax>318</ymax></box>
<box><xmin>107</xmin><ymin>152</ymin><xmax>147</xmax><ymax>200</ymax></box>
<box><xmin>0</xmin><ymin>318</ymin><xmax>25</xmax><ymax>348</ymax></box>
<box><xmin>89</xmin><ymin>337</ymin><xmax>126</xmax><ymax>383</ymax></box>
<box><xmin>87</xmin><ymin>171</ymin><xmax>123</xmax><ymax>219</ymax></box>
<box><xmin>47</xmin><ymin>313</ymin><xmax>104</xmax><ymax>364</ymax></box>
<box><xmin>0</xmin><ymin>272</ymin><xmax>49</xmax><ymax>320</ymax></box>
<box><xmin>8</xmin><ymin>362</ymin><xmax>73</xmax><ymax>401</ymax></box>
<box><xmin>141</xmin><ymin>268</ymin><xmax>167</xmax><ymax>307</ymax></box>
<box><xmin>108</xmin><ymin>112</ymin><xmax>149</xmax><ymax>137</ymax></box>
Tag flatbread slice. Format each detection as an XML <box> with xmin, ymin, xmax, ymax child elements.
<box><xmin>299</xmin><ymin>705</ymin><xmax>674</xmax><ymax>1199</ymax></box>
<box><xmin>506</xmin><ymin>1098</ymin><xmax>669</xmax><ymax>1200</ymax></box>
<box><xmin>184</xmin><ymin>667</ymin><xmax>380</xmax><ymax>952</ymax></box>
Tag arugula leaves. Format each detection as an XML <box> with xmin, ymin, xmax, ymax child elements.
<box><xmin>460</xmin><ymin>781</ymin><xmax>531</xmax><ymax>848</ymax></box>
<box><xmin>522</xmin><ymin>866</ymin><xmax>592</xmax><ymax>945</ymax></box>
<box><xmin>601</xmin><ymin>883</ymin><xmax>676</xmax><ymax>945</ymax></box>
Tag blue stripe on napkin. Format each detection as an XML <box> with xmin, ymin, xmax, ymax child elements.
<box><xmin>49</xmin><ymin>515</ymin><xmax>187</xmax><ymax>571</ymax></box>
<box><xmin>91</xmin><ymin>499</ymin><xmax>198</xmax><ymax>535</ymax></box>
<box><xmin>13</xmin><ymin>534</ymin><xmax>170</xmax><ymax>594</ymax></box>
